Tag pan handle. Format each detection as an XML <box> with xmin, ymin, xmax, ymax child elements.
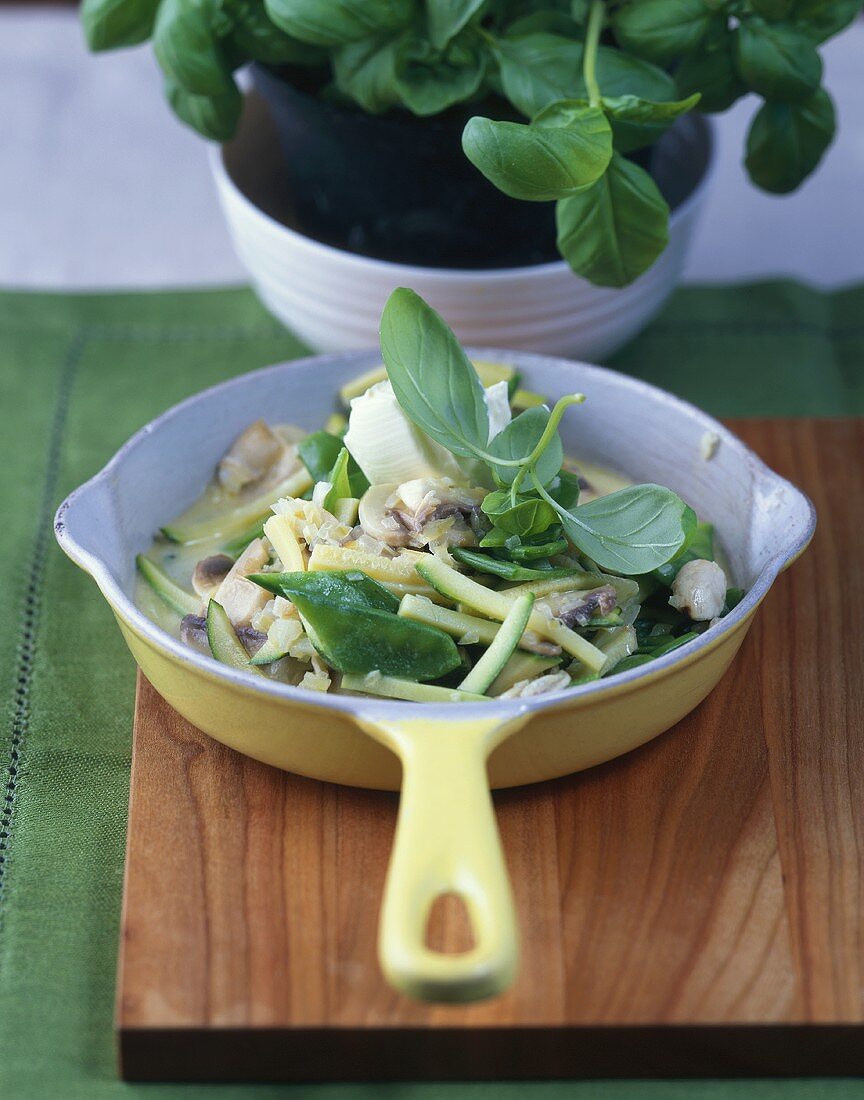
<box><xmin>358</xmin><ymin>714</ymin><xmax>527</xmax><ymax>1003</ymax></box>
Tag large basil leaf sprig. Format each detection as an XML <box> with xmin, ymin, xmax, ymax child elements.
<box><xmin>82</xmin><ymin>0</ymin><xmax>858</xmax><ymax>285</ymax></box>
<box><xmin>379</xmin><ymin>286</ymin><xmax>695</xmax><ymax>575</ymax></box>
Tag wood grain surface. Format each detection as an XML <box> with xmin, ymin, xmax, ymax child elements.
<box><xmin>116</xmin><ymin>419</ymin><xmax>864</xmax><ymax>1081</ymax></box>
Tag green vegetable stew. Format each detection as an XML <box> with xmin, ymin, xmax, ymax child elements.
<box><xmin>136</xmin><ymin>289</ymin><xmax>740</xmax><ymax>702</ymax></box>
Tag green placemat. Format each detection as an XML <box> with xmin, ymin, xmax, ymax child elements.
<box><xmin>0</xmin><ymin>281</ymin><xmax>861</xmax><ymax>1100</ymax></box>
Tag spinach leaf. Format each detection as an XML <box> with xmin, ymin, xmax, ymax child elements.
<box><xmin>428</xmin><ymin>0</ymin><xmax>485</xmax><ymax>50</ymax></box>
<box><xmin>734</xmin><ymin>16</ymin><xmax>822</xmax><ymax>102</ymax></box>
<box><xmin>481</xmin><ymin>490</ymin><xmax>558</xmax><ymax>536</ymax></box>
<box><xmin>612</xmin><ymin>0</ymin><xmax>713</xmax><ymax>66</ymax></box>
<box><xmin>487</xmin><ymin>407</ymin><xmax>563</xmax><ymax>486</ymax></box>
<box><xmin>792</xmin><ymin>0</ymin><xmax>863</xmax><ymax>44</ymax></box>
<box><xmin>322</xmin><ymin>447</ymin><xmax>353</xmax><ymax>511</ymax></box>
<box><xmin>601</xmin><ymin>92</ymin><xmax>701</xmax><ymax>152</ymax></box>
<box><xmin>166</xmin><ymin>77</ymin><xmax>241</xmax><ymax>141</ymax></box>
<box><xmin>450</xmin><ymin>547</ymin><xmax>584</xmax><ymax>582</ymax></box>
<box><xmin>264</xmin><ymin>0</ymin><xmax>415</xmax><ymax>48</ymax></box>
<box><xmin>462</xmin><ymin>103</ymin><xmax>612</xmax><ymax>201</ymax></box>
<box><xmin>333</xmin><ymin>33</ymin><xmax>404</xmax><ymax>112</ymax></box>
<box><xmin>652</xmin><ymin>519</ymin><xmax>714</xmax><ymax>586</ymax></box>
<box><xmin>745</xmin><ymin>87</ymin><xmax>835</xmax><ymax>192</ymax></box>
<box><xmin>82</xmin><ymin>0</ymin><xmax>159</xmax><ymax>50</ymax></box>
<box><xmin>299</xmin><ymin>432</ymin><xmax>369</xmax><ymax>494</ymax></box>
<box><xmin>380</xmin><ymin>287</ymin><xmax>490</xmax><ymax>458</ymax></box>
<box><xmin>556</xmin><ymin>152</ymin><xmax>669</xmax><ymax>288</ymax></box>
<box><xmin>542</xmin><ymin>481</ymin><xmax>697</xmax><ymax>575</ymax></box>
<box><xmin>154</xmin><ymin>0</ymin><xmax>233</xmax><ymax>97</ymax></box>
<box><xmin>395</xmin><ymin>28</ymin><xmax>486</xmax><ymax>115</ymax></box>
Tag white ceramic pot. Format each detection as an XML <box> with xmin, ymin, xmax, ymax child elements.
<box><xmin>211</xmin><ymin>99</ymin><xmax>715</xmax><ymax>360</ymax></box>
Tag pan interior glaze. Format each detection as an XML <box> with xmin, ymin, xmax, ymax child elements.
<box><xmin>55</xmin><ymin>348</ymin><xmax>814</xmax><ymax>1003</ymax></box>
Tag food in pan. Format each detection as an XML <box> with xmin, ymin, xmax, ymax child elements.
<box><xmin>136</xmin><ymin>290</ymin><xmax>742</xmax><ymax>702</ymax></box>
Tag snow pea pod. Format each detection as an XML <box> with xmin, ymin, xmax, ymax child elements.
<box><xmin>250</xmin><ymin>569</ymin><xmax>399</xmax><ymax>612</ymax></box>
<box><xmin>450</xmin><ymin>547</ymin><xmax>585</xmax><ymax>583</ymax></box>
<box><xmin>249</xmin><ymin>570</ymin><xmax>460</xmax><ymax>680</ymax></box>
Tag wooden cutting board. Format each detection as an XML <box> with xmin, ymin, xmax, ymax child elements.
<box><xmin>116</xmin><ymin>419</ymin><xmax>864</xmax><ymax>1082</ymax></box>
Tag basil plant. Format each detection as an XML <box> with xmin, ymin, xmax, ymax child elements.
<box><xmin>82</xmin><ymin>0</ymin><xmax>860</xmax><ymax>287</ymax></box>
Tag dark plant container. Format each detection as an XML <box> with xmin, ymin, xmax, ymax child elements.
<box><xmin>251</xmin><ymin>63</ymin><xmax>564</xmax><ymax>270</ymax></box>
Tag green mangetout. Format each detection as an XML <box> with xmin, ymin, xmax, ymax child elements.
<box><xmin>82</xmin><ymin>0</ymin><xmax>860</xmax><ymax>287</ymax></box>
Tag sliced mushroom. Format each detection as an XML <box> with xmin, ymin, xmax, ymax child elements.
<box><xmin>218</xmin><ymin>420</ymin><xmax>287</xmax><ymax>495</ymax></box>
<box><xmin>236</xmin><ymin>626</ymin><xmax>267</xmax><ymax>657</ymax></box>
<box><xmin>669</xmin><ymin>559</ymin><xmax>727</xmax><ymax>621</ymax></box>
<box><xmin>192</xmin><ymin>554</ymin><xmax>234</xmax><ymax>600</ymax></box>
<box><xmin>213</xmin><ymin>537</ymin><xmax>269</xmax><ymax>627</ymax></box>
<box><xmin>358</xmin><ymin>478</ymin><xmax>486</xmax><ymax>549</ymax></box>
<box><xmin>180</xmin><ymin>614</ymin><xmax>209</xmax><ymax>654</ymax></box>
<box><xmin>536</xmin><ymin>585</ymin><xmax>618</xmax><ymax>628</ymax></box>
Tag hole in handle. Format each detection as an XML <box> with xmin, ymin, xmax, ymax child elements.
<box><xmin>425</xmin><ymin>892</ymin><xmax>476</xmax><ymax>955</ymax></box>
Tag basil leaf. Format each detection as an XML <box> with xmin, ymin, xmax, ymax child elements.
<box><xmin>550</xmin><ymin>469</ymin><xmax>581</xmax><ymax>509</ymax></box>
<box><xmin>557</xmin><ymin>485</ymin><xmax>697</xmax><ymax>575</ymax></box>
<box><xmin>154</xmin><ymin>0</ymin><xmax>234</xmax><ymax>97</ymax></box>
<box><xmin>494</xmin><ymin>32</ymin><xmax>584</xmax><ymax>117</ymax></box>
<box><xmin>601</xmin><ymin>92</ymin><xmax>701</xmax><ymax>153</ymax></box>
<box><xmin>428</xmin><ymin>0</ymin><xmax>486</xmax><ymax>49</ymax></box>
<box><xmin>734</xmin><ymin>16</ymin><xmax>822</xmax><ymax>103</ymax></box>
<box><xmin>450</xmin><ymin>547</ymin><xmax>584</xmax><ymax>583</ymax></box>
<box><xmin>166</xmin><ymin>78</ymin><xmax>241</xmax><ymax>140</ymax></box>
<box><xmin>488</xmin><ymin>407</ymin><xmax>563</xmax><ymax>486</ymax></box>
<box><xmin>481</xmin><ymin>490</ymin><xmax>559</xmax><ymax>536</ymax></box>
<box><xmin>503</xmin><ymin>10</ymin><xmax>583</xmax><ymax>37</ymax></box>
<box><xmin>612</xmin><ymin>0</ymin><xmax>713</xmax><ymax>66</ymax></box>
<box><xmin>745</xmin><ymin>87</ymin><xmax>835</xmax><ymax>192</ymax></box>
<box><xmin>792</xmin><ymin>0</ymin><xmax>862</xmax><ymax>44</ymax></box>
<box><xmin>395</xmin><ymin>28</ymin><xmax>486</xmax><ymax>115</ymax></box>
<box><xmin>333</xmin><ymin>33</ymin><xmax>404</xmax><ymax>112</ymax></box>
<box><xmin>380</xmin><ymin>287</ymin><xmax>490</xmax><ymax>459</ymax></box>
<box><xmin>556</xmin><ymin>153</ymin><xmax>669</xmax><ymax>288</ymax></box>
<box><xmin>232</xmin><ymin>1</ymin><xmax>323</xmax><ymax>64</ymax></box>
<box><xmin>675</xmin><ymin>35</ymin><xmax>746</xmax><ymax>112</ymax></box>
<box><xmin>82</xmin><ymin>0</ymin><xmax>159</xmax><ymax>49</ymax></box>
<box><xmin>592</xmin><ymin>45</ymin><xmax>678</xmax><ymax>102</ymax></box>
<box><xmin>752</xmin><ymin>0</ymin><xmax>795</xmax><ymax>18</ymax></box>
<box><xmin>462</xmin><ymin>103</ymin><xmax>612</xmax><ymax>201</ymax></box>
<box><xmin>264</xmin><ymin>0</ymin><xmax>415</xmax><ymax>48</ymax></box>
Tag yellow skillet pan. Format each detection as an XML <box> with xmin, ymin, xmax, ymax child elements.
<box><xmin>55</xmin><ymin>348</ymin><xmax>815</xmax><ymax>1003</ymax></box>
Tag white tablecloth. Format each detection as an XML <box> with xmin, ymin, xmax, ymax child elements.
<box><xmin>2</xmin><ymin>7</ymin><xmax>862</xmax><ymax>290</ymax></box>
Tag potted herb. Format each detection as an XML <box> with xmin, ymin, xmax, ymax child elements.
<box><xmin>81</xmin><ymin>0</ymin><xmax>858</xmax><ymax>350</ymax></box>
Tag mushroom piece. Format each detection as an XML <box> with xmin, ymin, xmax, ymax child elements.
<box><xmin>499</xmin><ymin>671</ymin><xmax>572</xmax><ymax>700</ymax></box>
<box><xmin>535</xmin><ymin>585</ymin><xmax>618</xmax><ymax>628</ymax></box>
<box><xmin>669</xmin><ymin>559</ymin><xmax>727</xmax><ymax>621</ymax></box>
<box><xmin>358</xmin><ymin>478</ymin><xmax>486</xmax><ymax>549</ymax></box>
<box><xmin>218</xmin><ymin>420</ymin><xmax>289</xmax><ymax>495</ymax></box>
<box><xmin>180</xmin><ymin>614</ymin><xmax>209</xmax><ymax>654</ymax></box>
<box><xmin>191</xmin><ymin>554</ymin><xmax>234</xmax><ymax>600</ymax></box>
